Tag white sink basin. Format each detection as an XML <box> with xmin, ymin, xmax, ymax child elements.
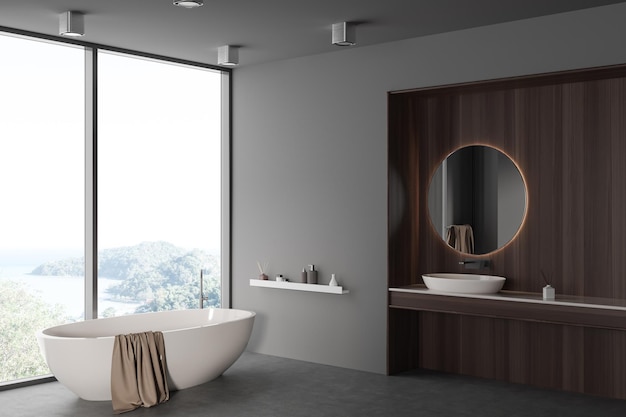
<box><xmin>422</xmin><ymin>273</ymin><xmax>506</xmax><ymax>294</ymax></box>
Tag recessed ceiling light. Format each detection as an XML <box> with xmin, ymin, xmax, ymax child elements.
<box><xmin>173</xmin><ymin>0</ymin><xmax>204</xmax><ymax>8</ymax></box>
<box><xmin>59</xmin><ymin>11</ymin><xmax>84</xmax><ymax>37</ymax></box>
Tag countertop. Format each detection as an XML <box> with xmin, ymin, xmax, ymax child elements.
<box><xmin>389</xmin><ymin>284</ymin><xmax>626</xmax><ymax>311</ymax></box>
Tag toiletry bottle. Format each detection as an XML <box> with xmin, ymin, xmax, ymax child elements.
<box><xmin>329</xmin><ymin>274</ymin><xmax>338</xmax><ymax>286</ymax></box>
<box><xmin>301</xmin><ymin>268</ymin><xmax>307</xmax><ymax>283</ymax></box>
<box><xmin>306</xmin><ymin>264</ymin><xmax>318</xmax><ymax>284</ymax></box>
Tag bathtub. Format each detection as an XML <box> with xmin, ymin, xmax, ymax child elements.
<box><xmin>36</xmin><ymin>308</ymin><xmax>255</xmax><ymax>401</ymax></box>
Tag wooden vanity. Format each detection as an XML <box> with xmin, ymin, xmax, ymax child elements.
<box><xmin>388</xmin><ymin>287</ymin><xmax>626</xmax><ymax>399</ymax></box>
<box><xmin>387</xmin><ymin>63</ymin><xmax>626</xmax><ymax>400</ymax></box>
<box><xmin>390</xmin><ymin>286</ymin><xmax>626</xmax><ymax>330</ymax></box>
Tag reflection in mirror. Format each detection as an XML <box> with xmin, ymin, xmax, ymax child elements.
<box><xmin>428</xmin><ymin>145</ymin><xmax>527</xmax><ymax>255</ymax></box>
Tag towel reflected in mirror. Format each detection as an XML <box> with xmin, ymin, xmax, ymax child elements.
<box><xmin>445</xmin><ymin>224</ymin><xmax>475</xmax><ymax>254</ymax></box>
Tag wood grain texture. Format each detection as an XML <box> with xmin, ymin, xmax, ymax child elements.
<box><xmin>388</xmin><ymin>64</ymin><xmax>626</xmax><ymax>298</ymax></box>
<box><xmin>388</xmin><ymin>64</ymin><xmax>626</xmax><ymax>399</ymax></box>
<box><xmin>386</xmin><ymin>307</ymin><xmax>420</xmax><ymax>375</ymax></box>
<box><xmin>389</xmin><ymin>291</ymin><xmax>626</xmax><ymax>330</ymax></box>
<box><xmin>417</xmin><ymin>311</ymin><xmax>461</xmax><ymax>374</ymax></box>
<box><xmin>390</xmin><ymin>291</ymin><xmax>626</xmax><ymax>398</ymax></box>
<box><xmin>413</xmin><ymin>310</ymin><xmax>625</xmax><ymax>399</ymax></box>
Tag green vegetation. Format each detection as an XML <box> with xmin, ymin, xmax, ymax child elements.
<box><xmin>0</xmin><ymin>241</ymin><xmax>221</xmax><ymax>383</ymax></box>
<box><xmin>0</xmin><ymin>281</ymin><xmax>66</xmax><ymax>382</ymax></box>
<box><xmin>32</xmin><ymin>241</ymin><xmax>221</xmax><ymax>314</ymax></box>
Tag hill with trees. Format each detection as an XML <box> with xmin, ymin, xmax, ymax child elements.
<box><xmin>32</xmin><ymin>241</ymin><xmax>220</xmax><ymax>314</ymax></box>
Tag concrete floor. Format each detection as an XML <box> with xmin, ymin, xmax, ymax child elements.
<box><xmin>3</xmin><ymin>352</ymin><xmax>626</xmax><ymax>416</ymax></box>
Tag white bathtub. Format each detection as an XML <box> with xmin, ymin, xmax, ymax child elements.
<box><xmin>37</xmin><ymin>308</ymin><xmax>255</xmax><ymax>401</ymax></box>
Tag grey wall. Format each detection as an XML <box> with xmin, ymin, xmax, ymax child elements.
<box><xmin>232</xmin><ymin>3</ymin><xmax>626</xmax><ymax>374</ymax></box>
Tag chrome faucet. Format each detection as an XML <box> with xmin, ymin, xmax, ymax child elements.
<box><xmin>199</xmin><ymin>269</ymin><xmax>209</xmax><ymax>309</ymax></box>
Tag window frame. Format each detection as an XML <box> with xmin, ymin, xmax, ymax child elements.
<box><xmin>0</xmin><ymin>26</ymin><xmax>232</xmax><ymax>320</ymax></box>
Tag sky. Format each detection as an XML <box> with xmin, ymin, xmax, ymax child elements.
<box><xmin>0</xmin><ymin>33</ymin><xmax>223</xmax><ymax>262</ymax></box>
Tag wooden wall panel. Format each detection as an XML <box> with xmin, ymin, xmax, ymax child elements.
<box><xmin>459</xmin><ymin>315</ymin><xmax>497</xmax><ymax>379</ymax></box>
<box><xmin>388</xmin><ymin>64</ymin><xmax>626</xmax><ymax>399</ymax></box>
<box><xmin>418</xmin><ymin>311</ymin><xmax>461</xmax><ymax>374</ymax></box>
<box><xmin>387</xmin><ymin>94</ymin><xmax>421</xmax><ymax>291</ymax></box>
<box><xmin>583</xmin><ymin>328</ymin><xmax>626</xmax><ymax>399</ymax></box>
<box><xmin>412</xmin><ymin>312</ymin><xmax>612</xmax><ymax>397</ymax></box>
<box><xmin>388</xmin><ymin>65</ymin><xmax>626</xmax><ymax>299</ymax></box>
<box><xmin>502</xmin><ymin>320</ymin><xmax>530</xmax><ymax>385</ymax></box>
<box><xmin>561</xmin><ymin>326</ymin><xmax>585</xmax><ymax>394</ymax></box>
<box><xmin>387</xmin><ymin>307</ymin><xmax>420</xmax><ymax>375</ymax></box>
<box><xmin>609</xmin><ymin>79</ymin><xmax>626</xmax><ymax>298</ymax></box>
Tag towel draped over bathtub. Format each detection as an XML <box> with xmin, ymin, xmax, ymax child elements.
<box><xmin>111</xmin><ymin>331</ymin><xmax>169</xmax><ymax>414</ymax></box>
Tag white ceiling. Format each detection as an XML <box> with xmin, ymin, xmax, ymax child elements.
<box><xmin>0</xmin><ymin>0</ymin><xmax>624</xmax><ymax>67</ymax></box>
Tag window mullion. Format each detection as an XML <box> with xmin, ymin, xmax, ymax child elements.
<box><xmin>85</xmin><ymin>47</ymin><xmax>98</xmax><ymax>320</ymax></box>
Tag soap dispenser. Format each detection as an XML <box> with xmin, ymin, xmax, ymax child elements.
<box><xmin>306</xmin><ymin>264</ymin><xmax>318</xmax><ymax>284</ymax></box>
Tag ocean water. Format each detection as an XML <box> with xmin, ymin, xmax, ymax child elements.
<box><xmin>0</xmin><ymin>266</ymin><xmax>141</xmax><ymax>319</ymax></box>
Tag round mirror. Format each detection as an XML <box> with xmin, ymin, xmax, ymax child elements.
<box><xmin>427</xmin><ymin>145</ymin><xmax>527</xmax><ymax>255</ymax></box>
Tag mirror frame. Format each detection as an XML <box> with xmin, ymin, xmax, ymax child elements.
<box><xmin>427</xmin><ymin>144</ymin><xmax>529</xmax><ymax>256</ymax></box>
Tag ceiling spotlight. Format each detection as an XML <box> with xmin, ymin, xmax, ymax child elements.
<box><xmin>332</xmin><ymin>22</ymin><xmax>356</xmax><ymax>46</ymax></box>
<box><xmin>218</xmin><ymin>45</ymin><xmax>239</xmax><ymax>66</ymax></box>
<box><xmin>173</xmin><ymin>0</ymin><xmax>203</xmax><ymax>8</ymax></box>
<box><xmin>59</xmin><ymin>11</ymin><xmax>84</xmax><ymax>37</ymax></box>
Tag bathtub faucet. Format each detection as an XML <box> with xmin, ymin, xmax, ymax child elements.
<box><xmin>200</xmin><ymin>269</ymin><xmax>209</xmax><ymax>309</ymax></box>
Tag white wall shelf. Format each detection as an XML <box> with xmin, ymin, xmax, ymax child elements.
<box><xmin>249</xmin><ymin>279</ymin><xmax>349</xmax><ymax>295</ymax></box>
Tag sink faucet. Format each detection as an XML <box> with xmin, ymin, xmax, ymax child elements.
<box><xmin>199</xmin><ymin>269</ymin><xmax>209</xmax><ymax>309</ymax></box>
<box><xmin>459</xmin><ymin>259</ymin><xmax>490</xmax><ymax>269</ymax></box>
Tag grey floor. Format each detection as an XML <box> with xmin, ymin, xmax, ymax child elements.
<box><xmin>3</xmin><ymin>352</ymin><xmax>626</xmax><ymax>417</ymax></box>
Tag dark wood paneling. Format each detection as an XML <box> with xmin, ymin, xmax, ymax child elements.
<box><xmin>389</xmin><ymin>291</ymin><xmax>626</xmax><ymax>330</ymax></box>
<box><xmin>387</xmin><ymin>307</ymin><xmax>420</xmax><ymax>375</ymax></box>
<box><xmin>583</xmin><ymin>328</ymin><xmax>626</xmax><ymax>398</ymax></box>
<box><xmin>503</xmin><ymin>320</ymin><xmax>530</xmax><ymax>385</ymax></box>
<box><xmin>610</xmin><ymin>79</ymin><xmax>626</xmax><ymax>298</ymax></box>
<box><xmin>410</xmin><ymin>310</ymin><xmax>624</xmax><ymax>398</ymax></box>
<box><xmin>418</xmin><ymin>311</ymin><xmax>461</xmax><ymax>374</ymax></box>
<box><xmin>459</xmin><ymin>315</ymin><xmax>496</xmax><ymax>379</ymax></box>
<box><xmin>388</xmin><ymin>64</ymin><xmax>626</xmax><ymax>298</ymax></box>
<box><xmin>388</xmin><ymin>64</ymin><xmax>626</xmax><ymax>399</ymax></box>
<box><xmin>561</xmin><ymin>326</ymin><xmax>585</xmax><ymax>394</ymax></box>
<box><xmin>390</xmin><ymin>291</ymin><xmax>626</xmax><ymax>398</ymax></box>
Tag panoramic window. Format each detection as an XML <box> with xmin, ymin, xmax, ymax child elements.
<box><xmin>0</xmin><ymin>33</ymin><xmax>85</xmax><ymax>383</ymax></box>
<box><xmin>97</xmin><ymin>52</ymin><xmax>223</xmax><ymax>316</ymax></box>
<box><xmin>0</xmin><ymin>32</ymin><xmax>227</xmax><ymax>386</ymax></box>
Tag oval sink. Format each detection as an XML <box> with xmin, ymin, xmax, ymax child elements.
<box><xmin>422</xmin><ymin>273</ymin><xmax>505</xmax><ymax>294</ymax></box>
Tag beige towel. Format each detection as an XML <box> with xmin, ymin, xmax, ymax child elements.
<box><xmin>445</xmin><ymin>224</ymin><xmax>475</xmax><ymax>254</ymax></box>
<box><xmin>111</xmin><ymin>331</ymin><xmax>169</xmax><ymax>414</ymax></box>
